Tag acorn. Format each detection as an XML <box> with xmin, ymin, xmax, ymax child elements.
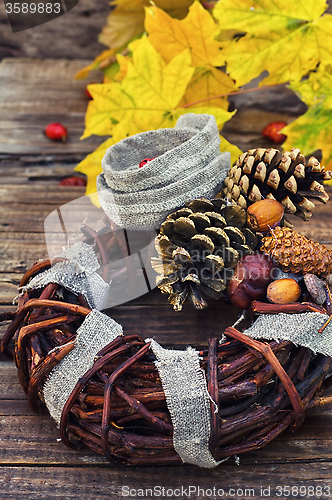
<box><xmin>266</xmin><ymin>278</ymin><xmax>301</xmax><ymax>304</ymax></box>
<box><xmin>247</xmin><ymin>199</ymin><xmax>284</xmax><ymax>233</ymax></box>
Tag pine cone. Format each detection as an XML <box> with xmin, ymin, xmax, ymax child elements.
<box><xmin>152</xmin><ymin>197</ymin><xmax>259</xmax><ymax>311</ymax></box>
<box><xmin>223</xmin><ymin>148</ymin><xmax>332</xmax><ymax>220</ymax></box>
<box><xmin>260</xmin><ymin>226</ymin><xmax>332</xmax><ymax>277</ymax></box>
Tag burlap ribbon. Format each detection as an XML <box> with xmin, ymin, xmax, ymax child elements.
<box><xmin>97</xmin><ymin>113</ymin><xmax>231</xmax><ymax>230</ymax></box>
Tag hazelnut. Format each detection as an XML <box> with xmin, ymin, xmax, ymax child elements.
<box><xmin>266</xmin><ymin>278</ymin><xmax>301</xmax><ymax>304</ymax></box>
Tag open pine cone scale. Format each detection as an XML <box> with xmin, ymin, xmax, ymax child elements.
<box><xmin>152</xmin><ymin>198</ymin><xmax>259</xmax><ymax>311</ymax></box>
<box><xmin>223</xmin><ymin>148</ymin><xmax>332</xmax><ymax>220</ymax></box>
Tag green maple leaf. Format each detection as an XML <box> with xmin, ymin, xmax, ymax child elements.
<box><xmin>282</xmin><ymin>69</ymin><xmax>332</xmax><ymax>168</ymax></box>
<box><xmin>213</xmin><ymin>0</ymin><xmax>332</xmax><ymax>86</ymax></box>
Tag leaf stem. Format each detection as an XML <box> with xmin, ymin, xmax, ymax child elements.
<box><xmin>180</xmin><ymin>83</ymin><xmax>282</xmax><ymax>108</ymax></box>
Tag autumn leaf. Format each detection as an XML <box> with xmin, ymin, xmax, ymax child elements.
<box><xmin>288</xmin><ymin>69</ymin><xmax>332</xmax><ymax>108</ymax></box>
<box><xmin>81</xmin><ymin>37</ymin><xmax>196</xmax><ymax>140</ymax></box>
<box><xmin>99</xmin><ymin>8</ymin><xmax>146</xmax><ymax>50</ymax></box>
<box><xmin>75</xmin><ymin>137</ymin><xmax>117</xmax><ymax>205</ymax></box>
<box><xmin>145</xmin><ymin>1</ymin><xmax>225</xmax><ymax>67</ymax></box>
<box><xmin>78</xmin><ymin>36</ymin><xmax>235</xmax><ymax>200</ymax></box>
<box><xmin>179</xmin><ymin>67</ymin><xmax>238</xmax><ymax>111</ymax></box>
<box><xmin>75</xmin><ymin>49</ymin><xmax>118</xmax><ymax>80</ymax></box>
<box><xmin>213</xmin><ymin>0</ymin><xmax>332</xmax><ymax>86</ymax></box>
<box><xmin>219</xmin><ymin>135</ymin><xmax>242</xmax><ymax>165</ymax></box>
<box><xmin>83</xmin><ymin>36</ymin><xmax>235</xmax><ymax>141</ymax></box>
<box><xmin>282</xmin><ymin>69</ymin><xmax>332</xmax><ymax>169</ymax></box>
<box><xmin>99</xmin><ymin>0</ymin><xmax>195</xmax><ymax>50</ymax></box>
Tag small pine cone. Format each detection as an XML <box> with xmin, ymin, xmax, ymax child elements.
<box><xmin>260</xmin><ymin>226</ymin><xmax>332</xmax><ymax>277</ymax></box>
<box><xmin>152</xmin><ymin>197</ymin><xmax>259</xmax><ymax>311</ymax></box>
<box><xmin>223</xmin><ymin>148</ymin><xmax>332</xmax><ymax>221</ymax></box>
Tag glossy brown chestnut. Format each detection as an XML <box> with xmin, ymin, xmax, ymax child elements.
<box><xmin>247</xmin><ymin>199</ymin><xmax>284</xmax><ymax>233</ymax></box>
<box><xmin>227</xmin><ymin>253</ymin><xmax>275</xmax><ymax>308</ymax></box>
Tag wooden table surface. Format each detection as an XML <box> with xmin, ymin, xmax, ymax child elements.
<box><xmin>2</xmin><ymin>29</ymin><xmax>332</xmax><ymax>500</ymax></box>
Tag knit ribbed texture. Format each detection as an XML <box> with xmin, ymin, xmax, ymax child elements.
<box><xmin>97</xmin><ymin>114</ymin><xmax>231</xmax><ymax>230</ymax></box>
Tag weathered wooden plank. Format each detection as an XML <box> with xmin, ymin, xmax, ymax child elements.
<box><xmin>222</xmin><ymin>108</ymin><xmax>298</xmax><ymax>152</ymax></box>
<box><xmin>0</xmin><ymin>0</ymin><xmax>110</xmax><ymax>60</ymax></box>
<box><xmin>1</xmin><ymin>463</ymin><xmax>332</xmax><ymax>500</ymax></box>
<box><xmin>0</xmin><ymin>237</ymin><xmax>48</xmax><ymax>272</ymax></box>
<box><xmin>0</xmin><ymin>415</ymin><xmax>108</xmax><ymax>465</ymax></box>
<box><xmin>0</xmin><ymin>273</ymin><xmax>22</xmax><ymax>303</ymax></box>
<box><xmin>0</xmin><ymin>204</ymin><xmax>64</xmax><ymax>233</ymax></box>
<box><xmin>0</xmin><ymin>58</ymin><xmax>107</xmax><ymax>154</ymax></box>
<box><xmin>106</xmin><ymin>303</ymin><xmax>241</xmax><ymax>347</ymax></box>
<box><xmin>0</xmin><ymin>400</ymin><xmax>35</xmax><ymax>416</ymax></box>
<box><xmin>0</xmin><ymin>207</ymin><xmax>79</xmax><ymax>232</ymax></box>
<box><xmin>0</xmin><ymin>362</ymin><xmax>25</xmax><ymax>398</ymax></box>
<box><xmin>0</xmin><ymin>185</ymin><xmax>85</xmax><ymax>204</ymax></box>
<box><xmin>0</xmin><ymin>306</ymin><xmax>16</xmax><ymax>339</ymax></box>
<box><xmin>0</xmin><ymin>155</ymin><xmax>87</xmax><ymax>184</ymax></box>
<box><xmin>0</xmin><ymin>412</ymin><xmax>331</xmax><ymax>467</ymax></box>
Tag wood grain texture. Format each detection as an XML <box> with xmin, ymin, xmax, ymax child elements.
<box><xmin>1</xmin><ymin>57</ymin><xmax>332</xmax><ymax>496</ymax></box>
<box><xmin>0</xmin><ymin>154</ymin><xmax>87</xmax><ymax>184</ymax></box>
<box><xmin>0</xmin><ymin>0</ymin><xmax>111</xmax><ymax>60</ymax></box>
<box><xmin>0</xmin><ymin>463</ymin><xmax>332</xmax><ymax>500</ymax></box>
<box><xmin>0</xmin><ymin>58</ymin><xmax>107</xmax><ymax>154</ymax></box>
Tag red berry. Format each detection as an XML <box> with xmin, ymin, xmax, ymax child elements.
<box><xmin>45</xmin><ymin>123</ymin><xmax>68</xmax><ymax>142</ymax></box>
<box><xmin>139</xmin><ymin>157</ymin><xmax>156</xmax><ymax>168</ymax></box>
<box><xmin>85</xmin><ymin>83</ymin><xmax>96</xmax><ymax>99</ymax></box>
<box><xmin>262</xmin><ymin>121</ymin><xmax>287</xmax><ymax>144</ymax></box>
<box><xmin>59</xmin><ymin>176</ymin><xmax>86</xmax><ymax>187</ymax></box>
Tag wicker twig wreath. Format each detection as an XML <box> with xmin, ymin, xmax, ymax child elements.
<box><xmin>2</xmin><ymin>119</ymin><xmax>332</xmax><ymax>466</ymax></box>
<box><xmin>1</xmin><ymin>221</ymin><xmax>332</xmax><ymax>467</ymax></box>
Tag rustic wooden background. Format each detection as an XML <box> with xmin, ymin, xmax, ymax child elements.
<box><xmin>1</xmin><ymin>2</ymin><xmax>332</xmax><ymax>499</ymax></box>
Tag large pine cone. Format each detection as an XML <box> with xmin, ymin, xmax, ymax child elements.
<box><xmin>261</xmin><ymin>226</ymin><xmax>332</xmax><ymax>277</ymax></box>
<box><xmin>223</xmin><ymin>148</ymin><xmax>332</xmax><ymax>220</ymax></box>
<box><xmin>152</xmin><ymin>197</ymin><xmax>259</xmax><ymax>311</ymax></box>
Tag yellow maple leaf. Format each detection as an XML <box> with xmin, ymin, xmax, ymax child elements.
<box><xmin>81</xmin><ymin>37</ymin><xmax>197</xmax><ymax>140</ymax></box>
<box><xmin>145</xmin><ymin>1</ymin><xmax>225</xmax><ymax>67</ymax></box>
<box><xmin>99</xmin><ymin>7</ymin><xmax>146</xmax><ymax>51</ymax></box>
<box><xmin>282</xmin><ymin>69</ymin><xmax>332</xmax><ymax>169</ymax></box>
<box><xmin>213</xmin><ymin>0</ymin><xmax>332</xmax><ymax>86</ymax></box>
<box><xmin>288</xmin><ymin>68</ymin><xmax>332</xmax><ymax>108</ymax></box>
<box><xmin>99</xmin><ymin>0</ymin><xmax>195</xmax><ymax>50</ymax></box>
<box><xmin>75</xmin><ymin>137</ymin><xmax>117</xmax><ymax>205</ymax></box>
<box><xmin>75</xmin><ymin>49</ymin><xmax>117</xmax><ymax>80</ymax></box>
<box><xmin>113</xmin><ymin>53</ymin><xmax>130</xmax><ymax>81</ymax></box>
<box><xmin>179</xmin><ymin>67</ymin><xmax>238</xmax><ymax>111</ymax></box>
<box><xmin>219</xmin><ymin>135</ymin><xmax>242</xmax><ymax>165</ymax></box>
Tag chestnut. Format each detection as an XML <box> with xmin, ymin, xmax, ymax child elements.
<box><xmin>247</xmin><ymin>199</ymin><xmax>284</xmax><ymax>233</ymax></box>
<box><xmin>227</xmin><ymin>252</ymin><xmax>275</xmax><ymax>308</ymax></box>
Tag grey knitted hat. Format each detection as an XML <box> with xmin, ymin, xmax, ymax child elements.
<box><xmin>97</xmin><ymin>113</ymin><xmax>231</xmax><ymax>230</ymax></box>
